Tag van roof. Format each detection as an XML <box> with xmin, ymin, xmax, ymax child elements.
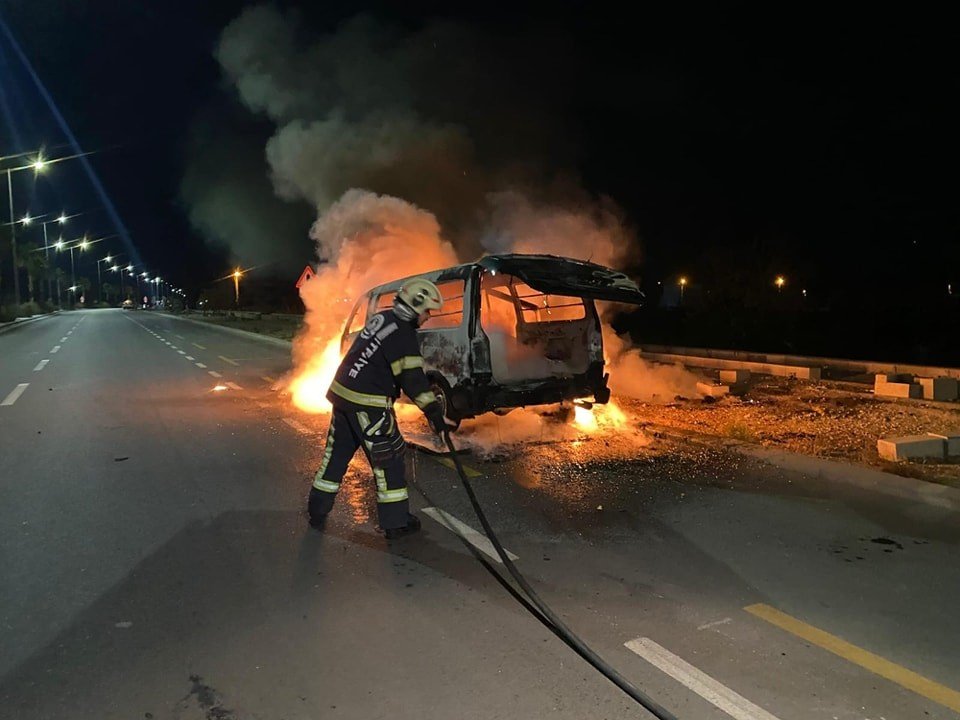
<box><xmin>365</xmin><ymin>253</ymin><xmax>645</xmax><ymax>305</ymax></box>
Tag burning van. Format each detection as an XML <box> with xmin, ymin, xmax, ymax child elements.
<box><xmin>339</xmin><ymin>254</ymin><xmax>644</xmax><ymax>427</ymax></box>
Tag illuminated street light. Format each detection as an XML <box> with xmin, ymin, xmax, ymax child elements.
<box><xmin>775</xmin><ymin>275</ymin><xmax>786</xmax><ymax>292</ymax></box>
<box><xmin>678</xmin><ymin>276</ymin><xmax>688</xmax><ymax>304</ymax></box>
<box><xmin>21</xmin><ymin>214</ymin><xmax>31</xmax><ymax>226</ymax></box>
<box><xmin>233</xmin><ymin>268</ymin><xmax>242</xmax><ymax>305</ymax></box>
<box><xmin>57</xmin><ymin>213</ymin><xmax>67</xmax><ymax>224</ymax></box>
<box><xmin>6</xmin><ymin>151</ymin><xmax>53</xmax><ymax>303</ymax></box>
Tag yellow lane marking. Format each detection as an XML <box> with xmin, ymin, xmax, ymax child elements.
<box><xmin>745</xmin><ymin>603</ymin><xmax>960</xmax><ymax>712</ymax></box>
<box><xmin>432</xmin><ymin>455</ymin><xmax>483</xmax><ymax>478</ymax></box>
<box><xmin>218</xmin><ymin>355</ymin><xmax>239</xmax><ymax>366</ymax></box>
<box><xmin>192</xmin><ymin>343</ymin><xmax>206</xmax><ymax>350</ymax></box>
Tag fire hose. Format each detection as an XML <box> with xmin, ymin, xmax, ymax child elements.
<box><xmin>414</xmin><ymin>430</ymin><xmax>680</xmax><ymax>720</ymax></box>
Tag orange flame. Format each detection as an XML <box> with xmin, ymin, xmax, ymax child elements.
<box><xmin>572</xmin><ymin>399</ymin><xmax>627</xmax><ymax>433</ymax></box>
<box><xmin>290</xmin><ymin>337</ymin><xmax>343</xmax><ymax>414</ymax></box>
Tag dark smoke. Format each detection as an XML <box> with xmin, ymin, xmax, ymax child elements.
<box><xmin>181</xmin><ymin>4</ymin><xmax>641</xmax><ymax>271</ymax></box>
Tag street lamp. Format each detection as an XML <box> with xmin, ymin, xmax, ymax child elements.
<box><xmin>41</xmin><ymin>213</ymin><xmax>73</xmax><ymax>304</ymax></box>
<box><xmin>5</xmin><ymin>154</ymin><xmax>48</xmax><ymax>304</ymax></box>
<box><xmin>95</xmin><ymin>253</ymin><xmax>117</xmax><ymax>303</ymax></box>
<box><xmin>233</xmin><ymin>268</ymin><xmax>242</xmax><ymax>306</ymax></box>
<box><xmin>775</xmin><ymin>275</ymin><xmax>786</xmax><ymax>293</ymax></box>
<box><xmin>678</xmin><ymin>276</ymin><xmax>688</xmax><ymax>305</ymax></box>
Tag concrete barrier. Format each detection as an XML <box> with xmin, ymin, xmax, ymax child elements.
<box><xmin>877</xmin><ymin>435</ymin><xmax>946</xmax><ymax>462</ymax></box>
<box><xmin>639</xmin><ymin>344</ymin><xmax>960</xmax><ymax>381</ymax></box>
<box><xmin>874</xmin><ymin>374</ymin><xmax>922</xmax><ymax>399</ymax></box>
<box><xmin>918</xmin><ymin>377</ymin><xmax>959</xmax><ymax>401</ymax></box>
<box><xmin>927</xmin><ymin>431</ymin><xmax>960</xmax><ymax>457</ymax></box>
<box><xmin>640</xmin><ymin>350</ymin><xmax>822</xmax><ymax>380</ymax></box>
<box><xmin>720</xmin><ymin>369</ymin><xmax>751</xmax><ymax>384</ymax></box>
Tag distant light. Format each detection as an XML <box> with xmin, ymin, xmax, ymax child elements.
<box><xmin>32</xmin><ymin>157</ymin><xmax>46</xmax><ymax>172</ymax></box>
<box><xmin>55</xmin><ymin>240</ymin><xmax>64</xmax><ymax>250</ymax></box>
<box><xmin>79</xmin><ymin>240</ymin><xmax>89</xmax><ymax>250</ymax></box>
<box><xmin>233</xmin><ymin>269</ymin><xmax>241</xmax><ymax>279</ymax></box>
<box><xmin>775</xmin><ymin>275</ymin><xmax>786</xmax><ymax>289</ymax></box>
<box><xmin>141</xmin><ymin>272</ymin><xmax>148</xmax><ymax>277</ymax></box>
<box><xmin>802</xmin><ymin>289</ymin><xmax>808</xmax><ymax>297</ymax></box>
<box><xmin>111</xmin><ymin>265</ymin><xmax>119</xmax><ymax>271</ymax></box>
<box><xmin>104</xmin><ymin>255</ymin><xmax>112</xmax><ymax>262</ymax></box>
<box><xmin>57</xmin><ymin>214</ymin><xmax>67</xmax><ymax>224</ymax></box>
<box><xmin>679</xmin><ymin>276</ymin><xmax>688</xmax><ymax>286</ymax></box>
<box><xmin>127</xmin><ymin>264</ymin><xmax>133</xmax><ymax>271</ymax></box>
<box><xmin>20</xmin><ymin>214</ymin><xmax>31</xmax><ymax>226</ymax></box>
<box><xmin>68</xmin><ymin>285</ymin><xmax>77</xmax><ymax>292</ymax></box>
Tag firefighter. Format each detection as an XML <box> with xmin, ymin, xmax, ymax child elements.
<box><xmin>307</xmin><ymin>278</ymin><xmax>452</xmax><ymax>539</ymax></box>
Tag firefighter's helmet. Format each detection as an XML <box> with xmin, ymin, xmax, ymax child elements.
<box><xmin>397</xmin><ymin>278</ymin><xmax>443</xmax><ymax>314</ymax></box>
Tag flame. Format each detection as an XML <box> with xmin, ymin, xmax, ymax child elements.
<box><xmin>573</xmin><ymin>404</ymin><xmax>598</xmax><ymax>431</ymax></box>
<box><xmin>572</xmin><ymin>399</ymin><xmax>627</xmax><ymax>433</ymax></box>
<box><xmin>290</xmin><ymin>337</ymin><xmax>342</xmax><ymax>414</ymax></box>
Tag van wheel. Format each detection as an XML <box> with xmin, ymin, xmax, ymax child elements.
<box><xmin>428</xmin><ymin>376</ymin><xmax>461</xmax><ymax>432</ymax></box>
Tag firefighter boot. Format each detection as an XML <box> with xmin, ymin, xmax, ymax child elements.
<box><xmin>384</xmin><ymin>513</ymin><xmax>421</xmax><ymax>540</ymax></box>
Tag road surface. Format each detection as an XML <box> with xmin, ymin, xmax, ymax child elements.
<box><xmin>1</xmin><ymin>309</ymin><xmax>958</xmax><ymax>719</ymax></box>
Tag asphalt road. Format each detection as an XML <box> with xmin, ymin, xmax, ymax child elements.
<box><xmin>1</xmin><ymin>309</ymin><xmax>957</xmax><ymax>720</ymax></box>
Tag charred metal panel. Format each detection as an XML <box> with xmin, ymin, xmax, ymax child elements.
<box><xmin>478</xmin><ymin>254</ymin><xmax>644</xmax><ymax>305</ymax></box>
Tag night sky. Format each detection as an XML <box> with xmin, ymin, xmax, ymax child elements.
<box><xmin>1</xmin><ymin>3</ymin><xmax>957</xmax><ymax>334</ymax></box>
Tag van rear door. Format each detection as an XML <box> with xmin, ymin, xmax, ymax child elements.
<box><xmin>478</xmin><ymin>255</ymin><xmax>644</xmax><ymax>305</ymax></box>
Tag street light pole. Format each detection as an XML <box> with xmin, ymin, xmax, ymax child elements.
<box><xmin>6</xmin><ymin>168</ymin><xmax>19</xmax><ymax>305</ymax></box>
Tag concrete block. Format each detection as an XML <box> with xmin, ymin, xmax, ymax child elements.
<box><xmin>697</xmin><ymin>381</ymin><xmax>730</xmax><ymax>398</ymax></box>
<box><xmin>877</xmin><ymin>435</ymin><xmax>946</xmax><ymax>462</ymax></box>
<box><xmin>874</xmin><ymin>376</ymin><xmax>922</xmax><ymax>399</ymax></box>
<box><xmin>720</xmin><ymin>369</ymin><xmax>751</xmax><ymax>384</ymax></box>
<box><xmin>927</xmin><ymin>431</ymin><xmax>960</xmax><ymax>457</ymax></box>
<box><xmin>918</xmin><ymin>377</ymin><xmax>959</xmax><ymax>401</ymax></box>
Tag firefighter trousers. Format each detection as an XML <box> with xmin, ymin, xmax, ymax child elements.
<box><xmin>309</xmin><ymin>406</ymin><xmax>410</xmax><ymax>529</ymax></box>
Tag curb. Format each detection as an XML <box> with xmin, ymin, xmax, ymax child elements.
<box><xmin>158</xmin><ymin>312</ymin><xmax>294</xmax><ymax>349</ymax></box>
<box><xmin>646</xmin><ymin>423</ymin><xmax>960</xmax><ymax>512</ymax></box>
<box><xmin>0</xmin><ymin>311</ymin><xmax>60</xmax><ymax>336</ymax></box>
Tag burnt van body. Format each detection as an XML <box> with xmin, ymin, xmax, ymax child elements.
<box><xmin>340</xmin><ymin>254</ymin><xmax>643</xmax><ymax>425</ymax></box>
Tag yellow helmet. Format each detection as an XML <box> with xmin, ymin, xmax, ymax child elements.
<box><xmin>397</xmin><ymin>278</ymin><xmax>443</xmax><ymax>314</ymax></box>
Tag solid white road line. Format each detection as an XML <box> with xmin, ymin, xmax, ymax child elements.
<box><xmin>624</xmin><ymin>637</ymin><xmax>782</xmax><ymax>720</ymax></box>
<box><xmin>50</xmin><ymin>346</ymin><xmax>61</xmax><ymax>354</ymax></box>
<box><xmin>225</xmin><ymin>381</ymin><xmax>243</xmax><ymax>390</ymax></box>
<box><xmin>185</xmin><ymin>355</ymin><xmax>195</xmax><ymax>361</ymax></box>
<box><xmin>421</xmin><ymin>507</ymin><xmax>519</xmax><ymax>564</ymax></box>
<box><xmin>208</xmin><ymin>370</ymin><xmax>222</xmax><ymax>378</ymax></box>
<box><xmin>283</xmin><ymin>418</ymin><xmax>313</xmax><ymax>435</ymax></box>
<box><xmin>1</xmin><ymin>383</ymin><xmax>29</xmax><ymax>406</ymax></box>
<box><xmin>33</xmin><ymin>359</ymin><xmax>50</xmax><ymax>372</ymax></box>
<box><xmin>195</xmin><ymin>362</ymin><xmax>207</xmax><ymax>368</ymax></box>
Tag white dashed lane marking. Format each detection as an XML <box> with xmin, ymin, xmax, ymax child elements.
<box><xmin>50</xmin><ymin>346</ymin><xmax>61</xmax><ymax>354</ymax></box>
<box><xmin>421</xmin><ymin>507</ymin><xmax>519</xmax><ymax>564</ymax></box>
<box><xmin>624</xmin><ymin>637</ymin><xmax>782</xmax><ymax>720</ymax></box>
<box><xmin>185</xmin><ymin>355</ymin><xmax>195</xmax><ymax>361</ymax></box>
<box><xmin>283</xmin><ymin>418</ymin><xmax>313</xmax><ymax>435</ymax></box>
<box><xmin>177</xmin><ymin>350</ymin><xmax>186</xmax><ymax>355</ymax></box>
<box><xmin>33</xmin><ymin>359</ymin><xmax>49</xmax><ymax>372</ymax></box>
<box><xmin>1</xmin><ymin>383</ymin><xmax>29</xmax><ymax>407</ymax></box>
<box><xmin>195</xmin><ymin>362</ymin><xmax>207</xmax><ymax>368</ymax></box>
<box><xmin>208</xmin><ymin>370</ymin><xmax>222</xmax><ymax>378</ymax></box>
<box><xmin>225</xmin><ymin>381</ymin><xmax>243</xmax><ymax>391</ymax></box>
<box><xmin>60</xmin><ymin>336</ymin><xmax>68</xmax><ymax>342</ymax></box>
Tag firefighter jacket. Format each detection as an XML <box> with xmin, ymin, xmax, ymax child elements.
<box><xmin>327</xmin><ymin>309</ymin><xmax>438</xmax><ymax>412</ymax></box>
